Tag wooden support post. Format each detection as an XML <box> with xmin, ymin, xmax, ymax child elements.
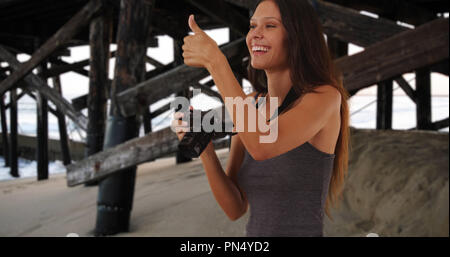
<box><xmin>0</xmin><ymin>94</ymin><xmax>9</xmax><ymax>167</ymax></box>
<box><xmin>95</xmin><ymin>0</ymin><xmax>154</xmax><ymax>236</ymax></box>
<box><xmin>36</xmin><ymin>53</ymin><xmax>49</xmax><ymax>180</ymax></box>
<box><xmin>9</xmin><ymin>89</ymin><xmax>18</xmax><ymax>177</ymax></box>
<box><xmin>51</xmin><ymin>74</ymin><xmax>71</xmax><ymax>165</ymax></box>
<box><xmin>86</xmin><ymin>8</ymin><xmax>112</xmax><ymax>157</ymax></box>
<box><xmin>142</xmin><ymin>107</ymin><xmax>152</xmax><ymax>134</ymax></box>
<box><xmin>84</xmin><ymin>8</ymin><xmax>113</xmax><ymax>187</ymax></box>
<box><xmin>416</xmin><ymin>67</ymin><xmax>431</xmax><ymax>130</ymax></box>
<box><xmin>376</xmin><ymin>79</ymin><xmax>393</xmax><ymax>130</ymax></box>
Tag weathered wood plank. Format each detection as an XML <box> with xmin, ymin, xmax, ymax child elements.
<box><xmin>51</xmin><ymin>74</ymin><xmax>71</xmax><ymax>165</ymax></box>
<box><xmin>224</xmin><ymin>0</ymin><xmax>407</xmax><ymax>47</ymax></box>
<box><xmin>70</xmin><ymin>61</ymin><xmax>176</xmax><ymax>112</ymax></box>
<box><xmin>0</xmin><ymin>46</ymin><xmax>88</xmax><ymax>130</ymax></box>
<box><xmin>49</xmin><ymin>58</ymin><xmax>90</xmax><ymax>77</ymax></box>
<box><xmin>116</xmin><ymin>37</ymin><xmax>247</xmax><ymax>117</ymax></box>
<box><xmin>0</xmin><ymin>0</ymin><xmax>103</xmax><ymax>95</ymax></box>
<box><xmin>186</xmin><ymin>0</ymin><xmax>249</xmax><ymax>36</ymax></box>
<box><xmin>67</xmin><ymin>106</ymin><xmax>233</xmax><ymax>186</ymax></box>
<box><xmin>196</xmin><ymin>80</ymin><xmax>222</xmax><ymax>100</ymax></box>
<box><xmin>145</xmin><ymin>56</ymin><xmax>164</xmax><ymax>68</ymax></box>
<box><xmin>41</xmin><ymin>51</ymin><xmax>116</xmax><ymax>78</ymax></box>
<box><xmin>430</xmin><ymin>118</ymin><xmax>449</xmax><ymax>131</ymax></box>
<box><xmin>66</xmin><ymin>127</ymin><xmax>173</xmax><ymax>186</ymax></box>
<box><xmin>394</xmin><ymin>76</ymin><xmax>416</xmax><ymax>104</ymax></box>
<box><xmin>336</xmin><ymin>18</ymin><xmax>449</xmax><ymax>93</ymax></box>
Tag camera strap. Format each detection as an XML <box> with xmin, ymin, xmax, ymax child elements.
<box><xmin>255</xmin><ymin>86</ymin><xmax>299</xmax><ymax>122</ymax></box>
<box><xmin>230</xmin><ymin>86</ymin><xmax>299</xmax><ymax>136</ymax></box>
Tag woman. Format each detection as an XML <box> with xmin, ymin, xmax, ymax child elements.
<box><xmin>172</xmin><ymin>0</ymin><xmax>350</xmax><ymax>236</ymax></box>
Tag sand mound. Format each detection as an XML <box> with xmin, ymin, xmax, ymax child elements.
<box><xmin>324</xmin><ymin>128</ymin><xmax>449</xmax><ymax>237</ymax></box>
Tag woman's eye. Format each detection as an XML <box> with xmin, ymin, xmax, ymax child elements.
<box><xmin>266</xmin><ymin>25</ymin><xmax>276</xmax><ymax>28</ymax></box>
<box><xmin>249</xmin><ymin>25</ymin><xmax>256</xmax><ymax>29</ymax></box>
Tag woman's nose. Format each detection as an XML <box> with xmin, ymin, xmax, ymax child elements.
<box><xmin>249</xmin><ymin>26</ymin><xmax>263</xmax><ymax>39</ymax></box>
<box><xmin>253</xmin><ymin>29</ymin><xmax>263</xmax><ymax>39</ymax></box>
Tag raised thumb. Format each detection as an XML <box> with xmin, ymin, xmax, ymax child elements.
<box><xmin>188</xmin><ymin>14</ymin><xmax>202</xmax><ymax>34</ymax></box>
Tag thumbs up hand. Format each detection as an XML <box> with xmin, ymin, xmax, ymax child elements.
<box><xmin>182</xmin><ymin>15</ymin><xmax>223</xmax><ymax>70</ymax></box>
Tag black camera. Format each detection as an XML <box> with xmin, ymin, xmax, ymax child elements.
<box><xmin>176</xmin><ymin>106</ymin><xmax>236</xmax><ymax>158</ymax></box>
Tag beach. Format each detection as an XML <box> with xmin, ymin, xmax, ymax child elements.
<box><xmin>0</xmin><ymin>128</ymin><xmax>448</xmax><ymax>237</ymax></box>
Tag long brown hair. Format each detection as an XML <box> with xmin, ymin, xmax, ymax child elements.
<box><xmin>247</xmin><ymin>0</ymin><xmax>351</xmax><ymax>221</ymax></box>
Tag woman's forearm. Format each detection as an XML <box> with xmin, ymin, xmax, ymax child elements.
<box><xmin>199</xmin><ymin>141</ymin><xmax>246</xmax><ymax>220</ymax></box>
<box><xmin>206</xmin><ymin>54</ymin><xmax>267</xmax><ymax>158</ymax></box>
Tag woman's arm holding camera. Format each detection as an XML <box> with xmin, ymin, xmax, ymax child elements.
<box><xmin>199</xmin><ymin>138</ymin><xmax>248</xmax><ymax>221</ymax></box>
<box><xmin>172</xmin><ymin>107</ymin><xmax>249</xmax><ymax>221</ymax></box>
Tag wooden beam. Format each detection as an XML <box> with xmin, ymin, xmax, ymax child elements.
<box><xmin>0</xmin><ymin>0</ymin><xmax>103</xmax><ymax>95</ymax></box>
<box><xmin>148</xmin><ymin>89</ymin><xmax>194</xmax><ymax>120</ymax></box>
<box><xmin>41</xmin><ymin>51</ymin><xmax>116</xmax><ymax>78</ymax></box>
<box><xmin>145</xmin><ymin>56</ymin><xmax>164</xmax><ymax>68</ymax></box>
<box><xmin>66</xmin><ymin>127</ymin><xmax>178</xmax><ymax>186</ymax></box>
<box><xmin>394</xmin><ymin>76</ymin><xmax>416</xmax><ymax>103</ymax></box>
<box><xmin>192</xmin><ymin>80</ymin><xmax>222</xmax><ymax>101</ymax></box>
<box><xmin>430</xmin><ymin>118</ymin><xmax>449</xmax><ymax>131</ymax></box>
<box><xmin>335</xmin><ymin>18</ymin><xmax>449</xmax><ymax>93</ymax></box>
<box><xmin>225</xmin><ymin>0</ymin><xmax>406</xmax><ymax>47</ymax></box>
<box><xmin>116</xmin><ymin>37</ymin><xmax>247</xmax><ymax>117</ymax></box>
<box><xmin>49</xmin><ymin>58</ymin><xmax>90</xmax><ymax>77</ymax></box>
<box><xmin>0</xmin><ymin>46</ymin><xmax>88</xmax><ymax>130</ymax></box>
<box><xmin>185</xmin><ymin>0</ymin><xmax>249</xmax><ymax>36</ymax></box>
<box><xmin>52</xmin><ymin>74</ymin><xmax>71</xmax><ymax>165</ymax></box>
<box><xmin>70</xmin><ymin>62</ymin><xmax>176</xmax><ymax>112</ymax></box>
<box><xmin>145</xmin><ymin>61</ymin><xmax>176</xmax><ymax>79</ymax></box>
<box><xmin>325</xmin><ymin>0</ymin><xmax>437</xmax><ymax>27</ymax></box>
<box><xmin>66</xmin><ymin>105</ymin><xmax>233</xmax><ymax>186</ymax></box>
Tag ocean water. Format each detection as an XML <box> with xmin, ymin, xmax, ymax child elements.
<box><xmin>0</xmin><ymin>156</ymin><xmax>65</xmax><ymax>181</ymax></box>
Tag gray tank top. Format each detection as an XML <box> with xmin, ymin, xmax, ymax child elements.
<box><xmin>236</xmin><ymin>92</ymin><xmax>336</xmax><ymax>237</ymax></box>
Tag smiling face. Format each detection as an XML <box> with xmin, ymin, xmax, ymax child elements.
<box><xmin>246</xmin><ymin>0</ymin><xmax>289</xmax><ymax>71</ymax></box>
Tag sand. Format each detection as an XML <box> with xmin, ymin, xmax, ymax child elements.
<box><xmin>0</xmin><ymin>128</ymin><xmax>448</xmax><ymax>237</ymax></box>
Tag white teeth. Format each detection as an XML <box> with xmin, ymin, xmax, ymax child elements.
<box><xmin>252</xmin><ymin>46</ymin><xmax>269</xmax><ymax>52</ymax></box>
